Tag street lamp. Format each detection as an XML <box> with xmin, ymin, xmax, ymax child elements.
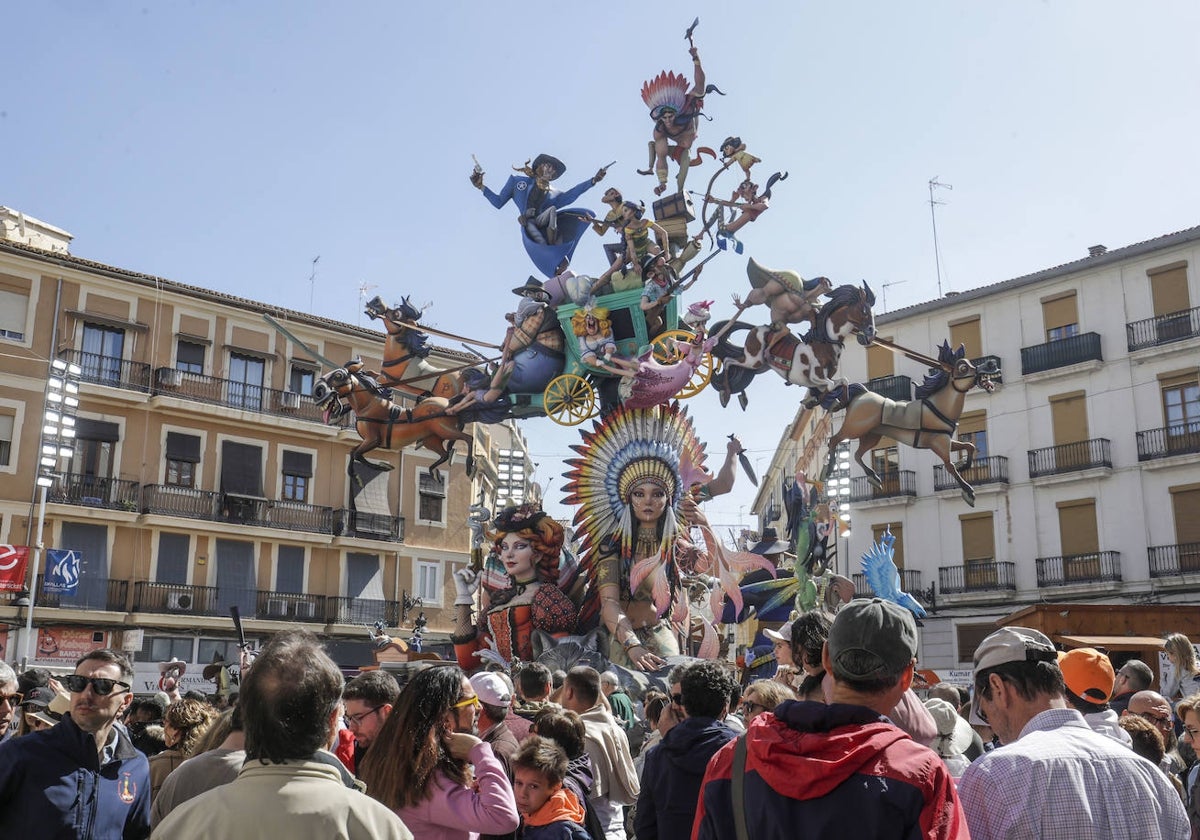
<box><xmin>20</xmin><ymin>358</ymin><xmax>81</xmax><ymax>669</ymax></box>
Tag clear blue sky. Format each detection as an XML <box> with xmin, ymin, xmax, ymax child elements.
<box><xmin>6</xmin><ymin>2</ymin><xmax>1199</xmax><ymax>530</ymax></box>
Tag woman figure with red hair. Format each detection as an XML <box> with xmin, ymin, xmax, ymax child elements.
<box><xmin>453</xmin><ymin>505</ymin><xmax>577</xmax><ymax>670</ymax></box>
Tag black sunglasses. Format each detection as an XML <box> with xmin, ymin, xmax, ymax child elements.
<box><xmin>671</xmin><ymin>693</ymin><xmax>684</xmax><ymax>706</ymax></box>
<box><xmin>64</xmin><ymin>675</ymin><xmax>130</xmax><ymax>696</ymax></box>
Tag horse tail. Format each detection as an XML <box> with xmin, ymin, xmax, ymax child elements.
<box><xmin>709</xmin><ymin>320</ymin><xmax>758</xmax><ymax>361</ymax></box>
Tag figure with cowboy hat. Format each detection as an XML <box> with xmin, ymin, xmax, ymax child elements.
<box><xmin>471</xmin><ymin>153</ymin><xmax>608</xmax><ymax>277</ymax></box>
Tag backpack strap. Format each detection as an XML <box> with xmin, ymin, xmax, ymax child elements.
<box><xmin>731</xmin><ymin>734</ymin><xmax>749</xmax><ymax>840</ymax></box>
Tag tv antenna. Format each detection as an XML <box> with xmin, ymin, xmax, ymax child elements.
<box><xmin>881</xmin><ymin>279</ymin><xmax>907</xmax><ymax>312</ymax></box>
<box><xmin>928</xmin><ymin>177</ymin><xmax>952</xmax><ymax>296</ymax></box>
<box><xmin>357</xmin><ymin>282</ymin><xmax>379</xmax><ymax>326</ymax></box>
<box><xmin>308</xmin><ymin>256</ymin><xmax>320</xmax><ymax>311</ymax></box>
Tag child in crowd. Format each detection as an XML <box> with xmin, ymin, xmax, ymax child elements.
<box><xmin>511</xmin><ymin>736</ymin><xmax>590</xmax><ymax>840</ymax></box>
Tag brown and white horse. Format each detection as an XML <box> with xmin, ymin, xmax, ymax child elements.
<box><xmin>313</xmin><ymin>367</ymin><xmax>475</xmax><ymax>477</ymax></box>
<box><xmin>821</xmin><ymin>343</ymin><xmax>999</xmax><ymax>506</ymax></box>
<box><xmin>712</xmin><ymin>283</ymin><xmax>876</xmax><ymax>408</ymax></box>
<box><xmin>364</xmin><ymin>295</ymin><xmax>462</xmax><ymax>401</ymax></box>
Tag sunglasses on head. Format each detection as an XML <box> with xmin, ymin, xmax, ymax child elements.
<box><xmin>64</xmin><ymin>675</ymin><xmax>130</xmax><ymax>696</ymax></box>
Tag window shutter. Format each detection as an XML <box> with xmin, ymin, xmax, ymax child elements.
<box><xmin>1057</xmin><ymin>500</ymin><xmax>1099</xmax><ymax>556</ymax></box>
<box><xmin>281</xmin><ymin>450</ymin><xmax>313</xmax><ymax>477</ymax></box>
<box><xmin>1149</xmin><ymin>265</ymin><xmax>1190</xmax><ymax>317</ymax></box>
<box><xmin>1050</xmin><ymin>393</ymin><xmax>1089</xmax><ymax>445</ymax></box>
<box><xmin>1042</xmin><ymin>293</ymin><xmax>1079</xmax><ymax>334</ymax></box>
<box><xmin>960</xmin><ymin>514</ymin><xmax>995</xmax><ymax>562</ymax></box>
<box><xmin>867</xmin><ymin>340</ymin><xmax>895</xmax><ymax>379</ymax></box>
<box><xmin>165</xmin><ymin>432</ymin><xmax>201</xmax><ymax>463</ymax></box>
<box><xmin>948</xmin><ymin>317</ymin><xmax>982</xmax><ymax>358</ymax></box>
<box><xmin>75</xmin><ymin>419</ymin><xmax>120</xmax><ymax>442</ymax></box>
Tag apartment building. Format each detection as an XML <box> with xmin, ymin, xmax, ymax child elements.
<box><xmin>748</xmin><ymin>225</ymin><xmax>1200</xmax><ymax>674</ymax></box>
<box><xmin>0</xmin><ymin>207</ymin><xmax>481</xmax><ymax>683</ymax></box>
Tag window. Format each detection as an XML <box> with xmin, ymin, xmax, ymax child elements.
<box><xmin>948</xmin><ymin>317</ymin><xmax>982</xmax><ymax>359</ymax></box>
<box><xmin>1050</xmin><ymin>391</ymin><xmax>1089</xmax><ymax>468</ymax></box>
<box><xmin>956</xmin><ymin>624</ymin><xmax>994</xmax><ymax>664</ymax></box>
<box><xmin>0</xmin><ymin>412</ymin><xmax>12</xmax><ymax>467</ymax></box>
<box><xmin>1162</xmin><ymin>377</ymin><xmax>1200</xmax><ymax>433</ymax></box>
<box><xmin>960</xmin><ymin>513</ymin><xmax>996</xmax><ymax>588</ymax></box>
<box><xmin>866</xmin><ymin>338</ymin><xmax>895</xmax><ymax>380</ymax></box>
<box><xmin>289</xmin><ymin>366</ymin><xmax>316</xmax><ymax>396</ymax></box>
<box><xmin>1171</xmin><ymin>485</ymin><xmax>1200</xmax><ymax>572</ymax></box>
<box><xmin>228</xmin><ymin>353</ymin><xmax>265</xmax><ymax>410</ymax></box>
<box><xmin>871</xmin><ymin>446</ymin><xmax>899</xmax><ymax>476</ymax></box>
<box><xmin>418</xmin><ymin>471</ymin><xmax>446</xmax><ymax>523</ymax></box>
<box><xmin>0</xmin><ymin>287</ymin><xmax>29</xmax><ymax>341</ymax></box>
<box><xmin>198</xmin><ymin>638</ymin><xmax>246</xmax><ymax>666</ymax></box>
<box><xmin>165</xmin><ymin>432</ymin><xmax>201</xmax><ymax>487</ymax></box>
<box><xmin>81</xmin><ymin>323</ymin><xmax>125</xmax><ymax>384</ymax></box>
<box><xmin>140</xmin><ymin>636</ymin><xmax>192</xmax><ymax>664</ymax></box>
<box><xmin>156</xmin><ymin>532</ymin><xmax>190</xmax><ymax>585</ymax></box>
<box><xmin>70</xmin><ymin>419</ymin><xmax>119</xmax><ymax>478</ymax></box>
<box><xmin>1041</xmin><ymin>293</ymin><xmax>1079</xmax><ymax>343</ymax></box>
<box><xmin>176</xmin><ymin>340</ymin><xmax>205</xmax><ymax>374</ymax></box>
<box><xmin>1149</xmin><ymin>262</ymin><xmax>1191</xmax><ymax>318</ymax></box>
<box><xmin>281</xmin><ymin>451</ymin><xmax>312</xmax><ymax>502</ymax></box>
<box><xmin>415</xmin><ymin>560</ymin><xmax>441</xmax><ymax>603</ymax></box>
<box><xmin>1057</xmin><ymin>499</ymin><xmax>1100</xmax><ymax>581</ymax></box>
<box><xmin>277</xmin><ymin>545</ymin><xmax>305</xmax><ymax>594</ymax></box>
<box><xmin>871</xmin><ymin>523</ymin><xmax>904</xmax><ymax>568</ymax></box>
<box><xmin>958</xmin><ymin>411</ymin><xmax>988</xmax><ymax>461</ymax></box>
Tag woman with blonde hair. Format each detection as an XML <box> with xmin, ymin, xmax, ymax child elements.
<box><xmin>148</xmin><ymin>698</ymin><xmax>216</xmax><ymax>801</ymax></box>
<box><xmin>737</xmin><ymin>679</ymin><xmax>797</xmax><ymax>727</ymax></box>
<box><xmin>1163</xmin><ymin>633</ymin><xmax>1200</xmax><ymax>701</ymax></box>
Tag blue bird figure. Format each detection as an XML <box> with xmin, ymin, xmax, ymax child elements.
<box><xmin>861</xmin><ymin>526</ymin><xmax>926</xmax><ymax>618</ymax></box>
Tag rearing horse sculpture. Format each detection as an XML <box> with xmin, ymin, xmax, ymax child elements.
<box><xmin>710</xmin><ymin>282</ymin><xmax>876</xmax><ymax>409</ymax></box>
<box><xmin>313</xmin><ymin>367</ymin><xmax>475</xmax><ymax>478</ymax></box>
<box><xmin>821</xmin><ymin>342</ymin><xmax>1000</xmax><ymax>507</ymax></box>
<box><xmin>364</xmin><ymin>295</ymin><xmax>462</xmax><ymax>401</ymax></box>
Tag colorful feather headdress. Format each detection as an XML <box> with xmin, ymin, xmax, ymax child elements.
<box><xmin>641</xmin><ymin>71</ymin><xmax>691</xmax><ymax>120</ymax></box>
<box><xmin>562</xmin><ymin>402</ymin><xmax>706</xmax><ymax>561</ymax></box>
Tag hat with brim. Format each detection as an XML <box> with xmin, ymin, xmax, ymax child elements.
<box><xmin>511</xmin><ymin>277</ymin><xmax>550</xmax><ymax>300</ymax></box>
<box><xmin>20</xmin><ymin>685</ymin><xmax>56</xmax><ymax>710</ymax></box>
<box><xmin>530</xmin><ymin>154</ymin><xmax>566</xmax><ymax>181</ymax></box>
<box><xmin>29</xmin><ymin>708</ymin><xmax>62</xmax><ymax>728</ymax></box>
<box><xmin>750</xmin><ymin>527</ymin><xmax>790</xmax><ymax>556</ymax></box>
<box><xmin>158</xmin><ymin>657</ymin><xmax>187</xmax><ymax>677</ymax></box>
<box><xmin>924</xmin><ymin>698</ymin><xmax>974</xmax><ymax>757</ymax></box>
<box><xmin>968</xmin><ymin>626</ymin><xmax>1058</xmax><ymax>725</ymax></box>
<box><xmin>763</xmin><ymin>620</ymin><xmax>795</xmax><ymax>645</ymax></box>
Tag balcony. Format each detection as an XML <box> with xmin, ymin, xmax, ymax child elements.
<box><xmin>252</xmin><ymin>591</ymin><xmax>327</xmax><ymax>623</ymax></box>
<box><xmin>217</xmin><ymin>494</ymin><xmax>334</xmax><ymax>535</ymax></box>
<box><xmin>1020</xmin><ymin>332</ymin><xmax>1102</xmax><ymax>376</ymax></box>
<box><xmin>1137</xmin><ymin>423</ymin><xmax>1200</xmax><ymax>461</ymax></box>
<box><xmin>1028</xmin><ymin>438</ymin><xmax>1112</xmax><ymax>478</ymax></box>
<box><xmin>933</xmin><ymin>455</ymin><xmax>1009</xmax><ymax>490</ymax></box>
<box><xmin>335</xmin><ymin>509</ymin><xmax>406</xmax><ymax>542</ymax></box>
<box><xmin>133</xmin><ymin>582</ymin><xmax>222</xmax><ymax>616</ymax></box>
<box><xmin>848</xmin><ymin>470</ymin><xmax>917</xmax><ymax>502</ymax></box>
<box><xmin>34</xmin><ymin>575</ymin><xmax>128</xmax><ymax>612</ymax></box>
<box><xmin>64</xmin><ymin>350</ymin><xmax>152</xmax><ymax>393</ymax></box>
<box><xmin>853</xmin><ymin>569</ymin><xmax>922</xmax><ymax>598</ymax></box>
<box><xmin>326</xmin><ymin>596</ymin><xmax>400</xmax><ymax>626</ymax></box>
<box><xmin>152</xmin><ymin>367</ymin><xmax>327</xmax><ymax>424</ymax></box>
<box><xmin>48</xmin><ymin>473</ymin><xmax>140</xmax><ymax>511</ymax></box>
<box><xmin>1127</xmin><ymin>306</ymin><xmax>1200</xmax><ymax>352</ymax></box>
<box><xmin>1149</xmin><ymin>543</ymin><xmax>1200</xmax><ymax>578</ymax></box>
<box><xmin>938</xmin><ymin>561</ymin><xmax>1016</xmax><ymax>595</ymax></box>
<box><xmin>142</xmin><ymin>485</ymin><xmax>220</xmax><ymax>520</ymax></box>
<box><xmin>866</xmin><ymin>375</ymin><xmax>912</xmax><ymax>402</ymax></box>
<box><xmin>1035</xmin><ymin>551</ymin><xmax>1122</xmax><ymax>587</ymax></box>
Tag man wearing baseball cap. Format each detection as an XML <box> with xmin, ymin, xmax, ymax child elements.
<box><xmin>958</xmin><ymin>627</ymin><xmax>1188</xmax><ymax>839</ymax></box>
<box><xmin>1059</xmin><ymin>647</ymin><xmax>1132</xmax><ymax>746</ymax></box>
<box><xmin>694</xmin><ymin>598</ymin><xmax>968</xmax><ymax>840</ymax></box>
<box><xmin>471</xmin><ymin>671</ymin><xmax>520</xmax><ymax>777</ymax></box>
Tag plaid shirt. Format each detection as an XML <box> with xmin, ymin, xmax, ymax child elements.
<box><xmin>958</xmin><ymin>707</ymin><xmax>1189</xmax><ymax>839</ymax></box>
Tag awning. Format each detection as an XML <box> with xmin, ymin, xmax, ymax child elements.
<box><xmin>1055</xmin><ymin>634</ymin><xmax>1165</xmax><ymax>651</ymax></box>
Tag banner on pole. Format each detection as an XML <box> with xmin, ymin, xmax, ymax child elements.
<box><xmin>0</xmin><ymin>545</ymin><xmax>29</xmax><ymax>592</ymax></box>
<box><xmin>44</xmin><ymin>548</ymin><xmax>82</xmax><ymax>595</ymax></box>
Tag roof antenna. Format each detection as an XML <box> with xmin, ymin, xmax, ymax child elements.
<box><xmin>928</xmin><ymin>177</ymin><xmax>952</xmax><ymax>296</ymax></box>
<box><xmin>881</xmin><ymin>279</ymin><xmax>907</xmax><ymax>313</ymax></box>
<box><xmin>308</xmin><ymin>256</ymin><xmax>320</xmax><ymax>311</ymax></box>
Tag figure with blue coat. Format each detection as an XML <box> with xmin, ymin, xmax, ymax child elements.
<box><xmin>471</xmin><ymin>153</ymin><xmax>608</xmax><ymax>277</ymax></box>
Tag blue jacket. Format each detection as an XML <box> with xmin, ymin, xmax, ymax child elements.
<box><xmin>0</xmin><ymin>715</ymin><xmax>151</xmax><ymax>839</ymax></box>
<box><xmin>634</xmin><ymin>716</ymin><xmax>737</xmax><ymax>840</ymax></box>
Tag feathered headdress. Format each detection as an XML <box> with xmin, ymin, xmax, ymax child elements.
<box><xmin>641</xmin><ymin>71</ymin><xmax>691</xmax><ymax>120</ymax></box>
<box><xmin>562</xmin><ymin>402</ymin><xmax>705</xmax><ymax>562</ymax></box>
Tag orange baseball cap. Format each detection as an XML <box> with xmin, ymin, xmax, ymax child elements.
<box><xmin>1058</xmin><ymin>647</ymin><xmax>1115</xmax><ymax>702</ymax></box>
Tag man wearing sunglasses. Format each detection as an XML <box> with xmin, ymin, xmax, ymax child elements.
<box><xmin>343</xmin><ymin>670</ymin><xmax>400</xmax><ymax>770</ymax></box>
<box><xmin>0</xmin><ymin>648</ymin><xmax>151</xmax><ymax>839</ymax></box>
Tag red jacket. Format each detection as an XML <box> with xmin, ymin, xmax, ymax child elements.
<box><xmin>692</xmin><ymin>701</ymin><xmax>968</xmax><ymax>840</ymax></box>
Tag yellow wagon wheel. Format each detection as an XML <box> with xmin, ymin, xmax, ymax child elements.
<box><xmin>544</xmin><ymin>374</ymin><xmax>597</xmax><ymax>426</ymax></box>
<box><xmin>650</xmin><ymin>330</ymin><xmax>714</xmax><ymax>400</ymax></box>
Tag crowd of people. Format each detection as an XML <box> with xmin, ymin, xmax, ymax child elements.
<box><xmin>1</xmin><ymin>617</ymin><xmax>1198</xmax><ymax>839</ymax></box>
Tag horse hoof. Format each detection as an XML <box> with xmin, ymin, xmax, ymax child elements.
<box><xmin>718</xmin><ymin>390</ymin><xmax>730</xmax><ymax>408</ymax></box>
<box><xmin>962</xmin><ymin>490</ymin><xmax>976</xmax><ymax>508</ymax></box>
<box><xmin>738</xmin><ymin>392</ymin><xmax>749</xmax><ymax>410</ymax></box>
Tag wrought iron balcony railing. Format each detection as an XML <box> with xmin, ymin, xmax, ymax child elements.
<box><xmin>252</xmin><ymin>590</ymin><xmax>327</xmax><ymax>623</ymax></box>
<box><xmin>34</xmin><ymin>575</ymin><xmax>128</xmax><ymax>612</ymax></box>
<box><xmin>335</xmin><ymin>510</ymin><xmax>406</xmax><ymax>542</ymax></box>
<box><xmin>326</xmin><ymin>596</ymin><xmax>400</xmax><ymax>626</ymax></box>
<box><xmin>1028</xmin><ymin>438</ymin><xmax>1112</xmax><ymax>478</ymax></box>
<box><xmin>1126</xmin><ymin>306</ymin><xmax>1200</xmax><ymax>352</ymax></box>
<box><xmin>1148</xmin><ymin>543</ymin><xmax>1200</xmax><ymax>577</ymax></box>
<box><xmin>49</xmin><ymin>473</ymin><xmax>141</xmax><ymax>511</ymax></box>
<box><xmin>933</xmin><ymin>455</ymin><xmax>1009</xmax><ymax>490</ymax></box>
<box><xmin>853</xmin><ymin>569</ymin><xmax>922</xmax><ymax>598</ymax></box>
<box><xmin>865</xmin><ymin>375</ymin><xmax>913</xmax><ymax>402</ymax></box>
<box><xmin>1137</xmin><ymin>423</ymin><xmax>1200</xmax><ymax>461</ymax></box>
<box><xmin>64</xmin><ymin>349</ymin><xmax>152</xmax><ymax>392</ymax></box>
<box><xmin>938</xmin><ymin>561</ymin><xmax>1016</xmax><ymax>594</ymax></box>
<box><xmin>1020</xmin><ymin>332</ymin><xmax>1102</xmax><ymax>375</ymax></box>
<box><xmin>848</xmin><ymin>470</ymin><xmax>917</xmax><ymax>502</ymax></box>
<box><xmin>152</xmin><ymin>366</ymin><xmax>327</xmax><ymax>424</ymax></box>
<box><xmin>141</xmin><ymin>485</ymin><xmax>220</xmax><ymax>520</ymax></box>
<box><xmin>1035</xmin><ymin>551</ymin><xmax>1122</xmax><ymax>586</ymax></box>
<box><xmin>132</xmin><ymin>582</ymin><xmax>223</xmax><ymax>616</ymax></box>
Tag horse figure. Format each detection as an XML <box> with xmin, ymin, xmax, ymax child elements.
<box><xmin>364</xmin><ymin>295</ymin><xmax>462</xmax><ymax>401</ymax></box>
<box><xmin>820</xmin><ymin>342</ymin><xmax>1000</xmax><ymax>507</ymax></box>
<box><xmin>313</xmin><ymin>367</ymin><xmax>475</xmax><ymax>477</ymax></box>
<box><xmin>710</xmin><ymin>282</ymin><xmax>876</xmax><ymax>409</ymax></box>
